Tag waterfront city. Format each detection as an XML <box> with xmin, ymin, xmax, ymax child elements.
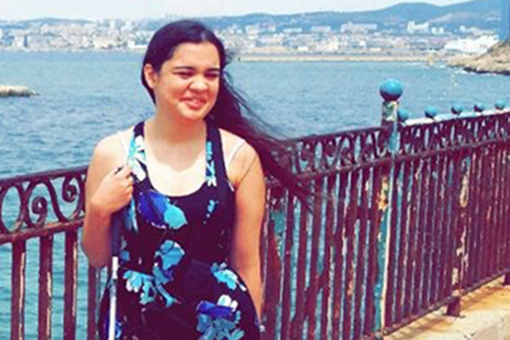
<box><xmin>0</xmin><ymin>12</ymin><xmax>499</xmax><ymax>60</ymax></box>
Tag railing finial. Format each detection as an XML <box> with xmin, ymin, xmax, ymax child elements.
<box><xmin>451</xmin><ymin>103</ymin><xmax>464</xmax><ymax>115</ymax></box>
<box><xmin>380</xmin><ymin>79</ymin><xmax>403</xmax><ymax>126</ymax></box>
<box><xmin>397</xmin><ymin>108</ymin><xmax>409</xmax><ymax>123</ymax></box>
<box><xmin>424</xmin><ymin>106</ymin><xmax>439</xmax><ymax>120</ymax></box>
<box><xmin>495</xmin><ymin>99</ymin><xmax>506</xmax><ymax>111</ymax></box>
<box><xmin>474</xmin><ymin>102</ymin><xmax>486</xmax><ymax>113</ymax></box>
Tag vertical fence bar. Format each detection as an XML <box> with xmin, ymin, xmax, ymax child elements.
<box><xmin>64</xmin><ymin>230</ymin><xmax>78</xmax><ymax>340</ymax></box>
<box><xmin>495</xmin><ymin>142</ymin><xmax>505</xmax><ymax>273</ymax></box>
<box><xmin>38</xmin><ymin>236</ymin><xmax>53</xmax><ymax>340</ymax></box>
<box><xmin>503</xmin><ymin>137</ymin><xmax>510</xmax><ymax>285</ymax></box>
<box><xmin>11</xmin><ymin>241</ymin><xmax>27</xmax><ymax>340</ymax></box>
<box><xmin>421</xmin><ymin>153</ymin><xmax>435</xmax><ymax>309</ymax></box>
<box><xmin>412</xmin><ymin>154</ymin><xmax>428</xmax><ymax>315</ymax></box>
<box><xmin>353</xmin><ymin>166</ymin><xmax>372</xmax><ymax>340</ymax></box>
<box><xmin>383</xmin><ymin>160</ymin><xmax>401</xmax><ymax>328</ymax></box>
<box><xmin>403</xmin><ymin>156</ymin><xmax>419</xmax><ymax>318</ymax></box>
<box><xmin>394</xmin><ymin>158</ymin><xmax>411</xmax><ymax>325</ymax></box>
<box><xmin>446</xmin><ymin>150</ymin><xmax>469</xmax><ymax>316</ymax></box>
<box><xmin>342</xmin><ymin>169</ymin><xmax>360</xmax><ymax>340</ymax></box>
<box><xmin>291</xmin><ymin>191</ymin><xmax>310</xmax><ymax>339</ymax></box>
<box><xmin>320</xmin><ymin>174</ymin><xmax>337</xmax><ymax>340</ymax></box>
<box><xmin>332</xmin><ymin>172</ymin><xmax>348</xmax><ymax>340</ymax></box>
<box><xmin>434</xmin><ymin>145</ymin><xmax>448</xmax><ymax>302</ymax></box>
<box><xmin>280</xmin><ymin>192</ymin><xmax>294</xmax><ymax>340</ymax></box>
<box><xmin>425</xmin><ymin>150</ymin><xmax>439</xmax><ymax>307</ymax></box>
<box><xmin>466</xmin><ymin>147</ymin><xmax>480</xmax><ymax>287</ymax></box>
<box><xmin>87</xmin><ymin>266</ymin><xmax>99</xmax><ymax>340</ymax></box>
<box><xmin>262</xmin><ymin>186</ymin><xmax>284</xmax><ymax>340</ymax></box>
<box><xmin>306</xmin><ymin>178</ymin><xmax>324</xmax><ymax>338</ymax></box>
<box><xmin>365</xmin><ymin>165</ymin><xmax>383</xmax><ymax>337</ymax></box>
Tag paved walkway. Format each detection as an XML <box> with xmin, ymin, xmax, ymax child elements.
<box><xmin>387</xmin><ymin>277</ymin><xmax>510</xmax><ymax>340</ymax></box>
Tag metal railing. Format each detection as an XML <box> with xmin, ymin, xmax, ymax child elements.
<box><xmin>1</xmin><ymin>88</ymin><xmax>510</xmax><ymax>340</ymax></box>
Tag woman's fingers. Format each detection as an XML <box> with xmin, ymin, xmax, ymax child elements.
<box><xmin>114</xmin><ymin>165</ymin><xmax>132</xmax><ymax>178</ymax></box>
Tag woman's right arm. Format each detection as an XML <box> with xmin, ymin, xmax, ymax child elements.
<box><xmin>82</xmin><ymin>136</ymin><xmax>133</xmax><ymax>268</ymax></box>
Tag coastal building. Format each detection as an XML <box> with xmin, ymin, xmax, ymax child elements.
<box><xmin>310</xmin><ymin>25</ymin><xmax>332</xmax><ymax>33</ymax></box>
<box><xmin>340</xmin><ymin>22</ymin><xmax>378</xmax><ymax>34</ymax></box>
<box><xmin>245</xmin><ymin>25</ymin><xmax>261</xmax><ymax>35</ymax></box>
<box><xmin>430</xmin><ymin>26</ymin><xmax>445</xmax><ymax>35</ymax></box>
<box><xmin>407</xmin><ymin>21</ymin><xmax>430</xmax><ymax>34</ymax></box>
<box><xmin>444</xmin><ymin>35</ymin><xmax>498</xmax><ymax>55</ymax></box>
<box><xmin>92</xmin><ymin>36</ymin><xmax>118</xmax><ymax>50</ymax></box>
<box><xmin>282</xmin><ymin>28</ymin><xmax>303</xmax><ymax>34</ymax></box>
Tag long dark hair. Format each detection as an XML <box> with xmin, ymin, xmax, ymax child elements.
<box><xmin>141</xmin><ymin>20</ymin><xmax>309</xmax><ymax>203</ymax></box>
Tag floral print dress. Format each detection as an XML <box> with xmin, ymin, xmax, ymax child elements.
<box><xmin>98</xmin><ymin>121</ymin><xmax>260</xmax><ymax>340</ymax></box>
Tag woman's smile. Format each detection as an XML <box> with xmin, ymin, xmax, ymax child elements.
<box><xmin>183</xmin><ymin>96</ymin><xmax>208</xmax><ymax>110</ymax></box>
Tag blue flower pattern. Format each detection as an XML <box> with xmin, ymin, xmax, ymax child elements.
<box><xmin>123</xmin><ymin>270</ymin><xmax>157</xmax><ymax>305</ymax></box>
<box><xmin>121</xmin><ymin>240</ymin><xmax>185</xmax><ymax>307</ymax></box>
<box><xmin>128</xmin><ymin>134</ymin><xmax>146</xmax><ymax>182</ymax></box>
<box><xmin>153</xmin><ymin>240</ymin><xmax>185</xmax><ymax>284</ymax></box>
<box><xmin>197</xmin><ymin>295</ymin><xmax>245</xmax><ymax>340</ymax></box>
<box><xmin>211</xmin><ymin>263</ymin><xmax>247</xmax><ymax>291</ymax></box>
<box><xmin>163</xmin><ymin>201</ymin><xmax>188</xmax><ymax>229</ymax></box>
<box><xmin>206</xmin><ymin>141</ymin><xmax>217</xmax><ymax>187</ymax></box>
<box><xmin>206</xmin><ymin>199</ymin><xmax>219</xmax><ymax>220</ymax></box>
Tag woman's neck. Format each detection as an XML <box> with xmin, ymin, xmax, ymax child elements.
<box><xmin>146</xmin><ymin>112</ymin><xmax>206</xmax><ymax>146</ymax></box>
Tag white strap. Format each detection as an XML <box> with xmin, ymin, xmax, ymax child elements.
<box><xmin>117</xmin><ymin>132</ymin><xmax>129</xmax><ymax>158</ymax></box>
<box><xmin>226</xmin><ymin>139</ymin><xmax>246</xmax><ymax>168</ymax></box>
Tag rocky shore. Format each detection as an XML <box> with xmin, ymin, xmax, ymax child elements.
<box><xmin>448</xmin><ymin>41</ymin><xmax>510</xmax><ymax>75</ymax></box>
<box><xmin>0</xmin><ymin>85</ymin><xmax>37</xmax><ymax>97</ymax></box>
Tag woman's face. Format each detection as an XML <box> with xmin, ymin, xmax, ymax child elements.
<box><xmin>144</xmin><ymin>41</ymin><xmax>221</xmax><ymax>124</ymax></box>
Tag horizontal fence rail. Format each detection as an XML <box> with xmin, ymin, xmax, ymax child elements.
<box><xmin>1</xmin><ymin>112</ymin><xmax>510</xmax><ymax>340</ymax></box>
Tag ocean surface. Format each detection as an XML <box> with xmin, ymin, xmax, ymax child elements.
<box><xmin>1</xmin><ymin>51</ymin><xmax>510</xmax><ymax>339</ymax></box>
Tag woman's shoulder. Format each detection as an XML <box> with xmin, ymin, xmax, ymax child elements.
<box><xmin>219</xmin><ymin>128</ymin><xmax>260</xmax><ymax>188</ymax></box>
<box><xmin>219</xmin><ymin>129</ymin><xmax>258</xmax><ymax>161</ymax></box>
<box><xmin>91</xmin><ymin>127</ymin><xmax>134</xmax><ymax>165</ymax></box>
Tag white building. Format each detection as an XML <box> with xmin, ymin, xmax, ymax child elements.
<box><xmin>444</xmin><ymin>35</ymin><xmax>499</xmax><ymax>55</ymax></box>
<box><xmin>407</xmin><ymin>21</ymin><xmax>430</xmax><ymax>34</ymax></box>
<box><xmin>310</xmin><ymin>26</ymin><xmax>332</xmax><ymax>33</ymax></box>
<box><xmin>283</xmin><ymin>28</ymin><xmax>303</xmax><ymax>34</ymax></box>
<box><xmin>340</xmin><ymin>22</ymin><xmax>378</xmax><ymax>34</ymax></box>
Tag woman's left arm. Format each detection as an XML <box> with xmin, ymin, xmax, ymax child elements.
<box><xmin>229</xmin><ymin>144</ymin><xmax>266</xmax><ymax>321</ymax></box>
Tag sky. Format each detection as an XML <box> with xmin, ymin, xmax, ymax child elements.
<box><xmin>1</xmin><ymin>0</ymin><xmax>469</xmax><ymax>21</ymax></box>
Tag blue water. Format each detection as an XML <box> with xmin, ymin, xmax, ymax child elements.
<box><xmin>1</xmin><ymin>51</ymin><xmax>510</xmax><ymax>339</ymax></box>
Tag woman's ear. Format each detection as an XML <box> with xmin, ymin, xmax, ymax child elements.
<box><xmin>143</xmin><ymin>64</ymin><xmax>157</xmax><ymax>89</ymax></box>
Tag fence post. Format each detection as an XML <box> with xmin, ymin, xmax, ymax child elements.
<box><xmin>374</xmin><ymin>80</ymin><xmax>403</xmax><ymax>336</ymax></box>
<box><xmin>446</xmin><ymin>127</ymin><xmax>471</xmax><ymax>316</ymax></box>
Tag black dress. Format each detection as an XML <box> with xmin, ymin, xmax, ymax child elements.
<box><xmin>98</xmin><ymin>121</ymin><xmax>261</xmax><ymax>340</ymax></box>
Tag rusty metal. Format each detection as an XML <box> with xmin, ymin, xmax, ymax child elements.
<box><xmin>87</xmin><ymin>266</ymin><xmax>100</xmax><ymax>340</ymax></box>
<box><xmin>64</xmin><ymin>230</ymin><xmax>78</xmax><ymax>340</ymax></box>
<box><xmin>1</xmin><ymin>113</ymin><xmax>510</xmax><ymax>340</ymax></box>
<box><xmin>11</xmin><ymin>241</ymin><xmax>26</xmax><ymax>340</ymax></box>
<box><xmin>38</xmin><ymin>235</ymin><xmax>53</xmax><ymax>340</ymax></box>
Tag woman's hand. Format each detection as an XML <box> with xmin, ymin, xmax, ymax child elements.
<box><xmin>90</xmin><ymin>165</ymin><xmax>133</xmax><ymax>215</ymax></box>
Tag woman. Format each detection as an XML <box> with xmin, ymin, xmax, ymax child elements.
<box><xmin>82</xmin><ymin>20</ymin><xmax>306</xmax><ymax>340</ymax></box>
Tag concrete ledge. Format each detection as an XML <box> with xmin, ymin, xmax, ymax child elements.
<box><xmin>386</xmin><ymin>277</ymin><xmax>510</xmax><ymax>340</ymax></box>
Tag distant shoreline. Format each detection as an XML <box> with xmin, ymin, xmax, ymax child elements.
<box><xmin>0</xmin><ymin>49</ymin><xmax>452</xmax><ymax>63</ymax></box>
<box><xmin>236</xmin><ymin>54</ymin><xmax>448</xmax><ymax>62</ymax></box>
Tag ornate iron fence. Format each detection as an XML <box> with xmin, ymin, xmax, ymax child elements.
<box><xmin>1</xmin><ymin>89</ymin><xmax>510</xmax><ymax>340</ymax></box>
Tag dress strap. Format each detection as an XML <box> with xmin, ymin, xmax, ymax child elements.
<box><xmin>226</xmin><ymin>139</ymin><xmax>246</xmax><ymax>169</ymax></box>
<box><xmin>117</xmin><ymin>132</ymin><xmax>129</xmax><ymax>159</ymax></box>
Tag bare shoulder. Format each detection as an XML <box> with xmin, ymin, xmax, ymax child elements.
<box><xmin>90</xmin><ymin>128</ymin><xmax>132</xmax><ymax>171</ymax></box>
<box><xmin>219</xmin><ymin>129</ymin><xmax>260</xmax><ymax>187</ymax></box>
